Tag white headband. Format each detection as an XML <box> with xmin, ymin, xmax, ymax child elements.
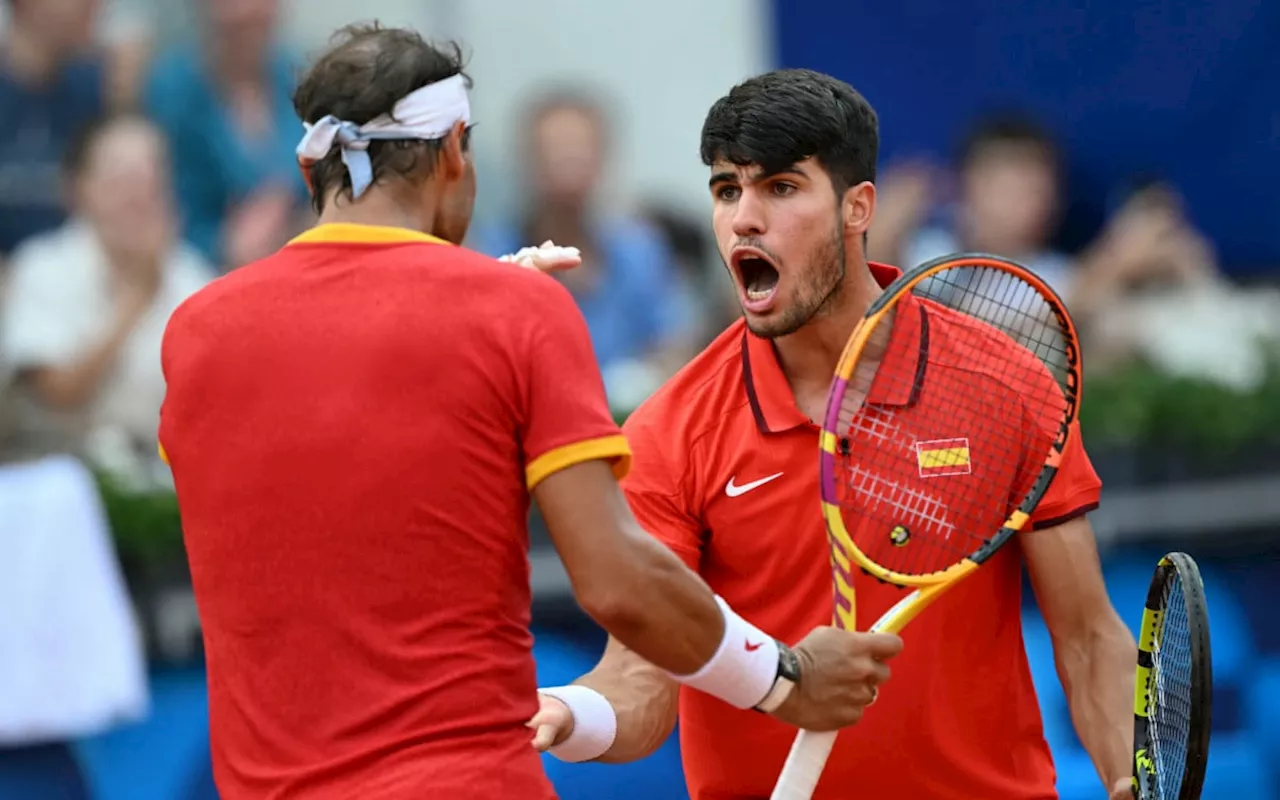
<box><xmin>296</xmin><ymin>74</ymin><xmax>471</xmax><ymax>199</ymax></box>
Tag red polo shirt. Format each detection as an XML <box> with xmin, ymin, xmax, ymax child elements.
<box><xmin>159</xmin><ymin>223</ymin><xmax>629</xmax><ymax>800</ymax></box>
<box><xmin>622</xmin><ymin>263</ymin><xmax>1099</xmax><ymax>800</ymax></box>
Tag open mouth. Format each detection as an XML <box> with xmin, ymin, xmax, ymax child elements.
<box><xmin>732</xmin><ymin>249</ymin><xmax>781</xmax><ymax>312</ymax></box>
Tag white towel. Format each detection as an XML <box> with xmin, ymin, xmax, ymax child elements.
<box><xmin>0</xmin><ymin>455</ymin><xmax>149</xmax><ymax>743</ymax></box>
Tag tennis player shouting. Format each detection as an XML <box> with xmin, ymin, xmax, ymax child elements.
<box><xmin>529</xmin><ymin>69</ymin><xmax>1137</xmax><ymax>800</ymax></box>
<box><xmin>157</xmin><ymin>28</ymin><xmax>899</xmax><ymax>800</ymax></box>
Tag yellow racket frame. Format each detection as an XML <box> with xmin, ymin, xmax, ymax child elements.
<box><xmin>816</xmin><ymin>254</ymin><xmax>1080</xmax><ymax>634</ymax></box>
<box><xmin>1131</xmin><ymin>552</ymin><xmax>1213</xmax><ymax>799</ymax></box>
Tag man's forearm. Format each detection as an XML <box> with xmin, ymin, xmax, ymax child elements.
<box><xmin>576</xmin><ymin>525</ymin><xmax>725</xmax><ymax>676</ymax></box>
<box><xmin>1058</xmin><ymin>613</ymin><xmax>1137</xmax><ymax>789</ymax></box>
<box><xmin>573</xmin><ymin>637</ymin><xmax>679</xmax><ymax>763</ymax></box>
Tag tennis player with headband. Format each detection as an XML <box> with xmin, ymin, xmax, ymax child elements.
<box><xmin>158</xmin><ymin>26</ymin><xmax>899</xmax><ymax>800</ymax></box>
<box><xmin>528</xmin><ymin>69</ymin><xmax>1138</xmax><ymax>800</ymax></box>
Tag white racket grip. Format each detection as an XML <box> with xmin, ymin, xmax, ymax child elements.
<box><xmin>770</xmin><ymin>729</ymin><xmax>837</xmax><ymax>800</ymax></box>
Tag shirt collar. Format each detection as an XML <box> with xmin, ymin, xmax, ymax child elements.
<box><xmin>288</xmin><ymin>223</ymin><xmax>453</xmax><ymax>247</ymax></box>
<box><xmin>741</xmin><ymin>262</ymin><xmax>931</xmax><ymax>434</ymax></box>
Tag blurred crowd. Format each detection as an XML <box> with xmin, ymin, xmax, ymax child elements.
<box><xmin>1</xmin><ymin>0</ymin><xmax>1279</xmax><ymax>794</ymax></box>
<box><xmin>3</xmin><ymin>0</ymin><xmax>1280</xmax><ymax>484</ymax></box>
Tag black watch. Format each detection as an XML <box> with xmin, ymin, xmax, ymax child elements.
<box><xmin>753</xmin><ymin>641</ymin><xmax>800</xmax><ymax>713</ymax></box>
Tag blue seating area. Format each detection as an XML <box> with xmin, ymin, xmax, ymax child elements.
<box><xmin>48</xmin><ymin>555</ymin><xmax>1278</xmax><ymax>799</ymax></box>
<box><xmin>63</xmin><ymin>634</ymin><xmax>694</xmax><ymax>800</ymax></box>
<box><xmin>1022</xmin><ymin>555</ymin><xmax>1279</xmax><ymax>798</ymax></box>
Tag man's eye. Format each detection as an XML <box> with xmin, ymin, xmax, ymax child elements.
<box><xmin>772</xmin><ymin>183</ymin><xmax>796</xmax><ymax>196</ymax></box>
<box><xmin>715</xmin><ymin>186</ymin><xmax>740</xmax><ymax>201</ymax></box>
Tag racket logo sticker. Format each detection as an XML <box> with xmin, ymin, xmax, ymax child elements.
<box><xmin>888</xmin><ymin>525</ymin><xmax>911</xmax><ymax>547</ymax></box>
<box><xmin>914</xmin><ymin>438</ymin><xmax>972</xmax><ymax>478</ymax></box>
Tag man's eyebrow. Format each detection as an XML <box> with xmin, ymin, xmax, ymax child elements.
<box><xmin>709</xmin><ymin>165</ymin><xmax>809</xmax><ymax>188</ymax></box>
<box><xmin>761</xmin><ymin>165</ymin><xmax>809</xmax><ymax>181</ymax></box>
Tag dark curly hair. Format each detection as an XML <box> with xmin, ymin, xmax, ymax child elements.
<box><xmin>292</xmin><ymin>23</ymin><xmax>473</xmax><ymax>213</ymax></box>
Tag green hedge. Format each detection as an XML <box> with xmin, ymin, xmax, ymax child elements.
<box><xmin>101</xmin><ymin>360</ymin><xmax>1280</xmax><ymax>566</ymax></box>
<box><xmin>1078</xmin><ymin>358</ymin><xmax>1280</xmax><ymax>455</ymax></box>
<box><xmin>96</xmin><ymin>470</ymin><xmax>184</xmax><ymax>570</ymax></box>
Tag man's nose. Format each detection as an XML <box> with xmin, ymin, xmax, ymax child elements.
<box><xmin>731</xmin><ymin>189</ymin><xmax>766</xmax><ymax>237</ymax></box>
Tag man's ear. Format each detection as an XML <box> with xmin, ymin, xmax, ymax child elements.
<box><xmin>843</xmin><ymin>181</ymin><xmax>877</xmax><ymax>239</ymax></box>
<box><xmin>438</xmin><ymin>119</ymin><xmax>469</xmax><ymax>182</ymax></box>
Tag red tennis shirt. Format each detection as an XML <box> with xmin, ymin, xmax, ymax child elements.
<box><xmin>159</xmin><ymin>223</ymin><xmax>630</xmax><ymax>800</ymax></box>
<box><xmin>622</xmin><ymin>262</ymin><xmax>1100</xmax><ymax>800</ymax></box>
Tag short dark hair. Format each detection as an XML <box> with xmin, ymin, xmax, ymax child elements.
<box><xmin>292</xmin><ymin>23</ymin><xmax>472</xmax><ymax>213</ymax></box>
<box><xmin>700</xmin><ymin>68</ymin><xmax>879</xmax><ymax>195</ymax></box>
<box><xmin>62</xmin><ymin>111</ymin><xmax>164</xmax><ymax>177</ymax></box>
<box><xmin>957</xmin><ymin>113</ymin><xmax>1059</xmax><ymax>170</ymax></box>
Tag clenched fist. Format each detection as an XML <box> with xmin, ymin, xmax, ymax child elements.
<box><xmin>769</xmin><ymin>626</ymin><xmax>903</xmax><ymax>731</ymax></box>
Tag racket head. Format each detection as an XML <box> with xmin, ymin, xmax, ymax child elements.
<box><xmin>818</xmin><ymin>254</ymin><xmax>1082</xmax><ymax>622</ymax></box>
<box><xmin>1132</xmin><ymin>551</ymin><xmax>1213</xmax><ymax>800</ymax></box>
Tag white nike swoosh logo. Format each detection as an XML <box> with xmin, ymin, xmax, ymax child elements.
<box><xmin>725</xmin><ymin>472</ymin><xmax>785</xmax><ymax>497</ymax></box>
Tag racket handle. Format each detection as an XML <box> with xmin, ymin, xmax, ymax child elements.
<box><xmin>769</xmin><ymin>729</ymin><xmax>837</xmax><ymax>800</ymax></box>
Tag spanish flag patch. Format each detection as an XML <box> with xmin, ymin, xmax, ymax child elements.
<box><xmin>915</xmin><ymin>438</ymin><xmax>971</xmax><ymax>477</ymax></box>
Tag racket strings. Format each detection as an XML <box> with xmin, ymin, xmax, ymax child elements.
<box><xmin>1150</xmin><ymin>576</ymin><xmax>1194</xmax><ymax>796</ymax></box>
<box><xmin>834</xmin><ymin>265</ymin><xmax>1073</xmax><ymax>577</ymax></box>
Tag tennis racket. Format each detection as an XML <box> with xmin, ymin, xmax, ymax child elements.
<box><xmin>1132</xmin><ymin>552</ymin><xmax>1212</xmax><ymax>799</ymax></box>
<box><xmin>770</xmin><ymin>253</ymin><xmax>1083</xmax><ymax>799</ymax></box>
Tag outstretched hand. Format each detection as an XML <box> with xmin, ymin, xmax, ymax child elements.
<box><xmin>1109</xmin><ymin>778</ymin><xmax>1135</xmax><ymax>800</ymax></box>
<box><xmin>499</xmin><ymin>240</ymin><xmax>582</xmax><ymax>272</ymax></box>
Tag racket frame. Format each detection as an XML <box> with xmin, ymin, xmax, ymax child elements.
<box><xmin>772</xmin><ymin>254</ymin><xmax>1084</xmax><ymax>800</ymax></box>
<box><xmin>819</xmin><ymin>254</ymin><xmax>1081</xmax><ymax>628</ymax></box>
<box><xmin>1132</xmin><ymin>551</ymin><xmax>1213</xmax><ymax>800</ymax></box>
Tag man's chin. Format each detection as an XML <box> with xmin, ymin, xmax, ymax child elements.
<box><xmin>743</xmin><ymin>310</ymin><xmax>803</xmax><ymax>340</ymax></box>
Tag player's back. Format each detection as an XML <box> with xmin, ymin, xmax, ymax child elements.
<box><xmin>159</xmin><ymin>231</ymin><xmax>559</xmax><ymax>799</ymax></box>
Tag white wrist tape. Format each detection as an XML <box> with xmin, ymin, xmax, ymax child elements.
<box><xmin>537</xmin><ymin>685</ymin><xmax>617</xmax><ymax>763</ymax></box>
<box><xmin>668</xmin><ymin>596</ymin><xmax>780</xmax><ymax>710</ymax></box>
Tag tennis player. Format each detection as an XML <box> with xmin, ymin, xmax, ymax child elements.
<box><xmin>529</xmin><ymin>69</ymin><xmax>1137</xmax><ymax>800</ymax></box>
<box><xmin>158</xmin><ymin>29</ymin><xmax>901</xmax><ymax>800</ymax></box>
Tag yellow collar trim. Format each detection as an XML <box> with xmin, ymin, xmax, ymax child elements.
<box><xmin>288</xmin><ymin>223</ymin><xmax>453</xmax><ymax>247</ymax></box>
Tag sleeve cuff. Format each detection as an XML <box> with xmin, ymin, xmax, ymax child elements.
<box><xmin>1029</xmin><ymin>499</ymin><xmax>1099</xmax><ymax>531</ymax></box>
<box><xmin>525</xmin><ymin>434</ymin><xmax>632</xmax><ymax>489</ymax></box>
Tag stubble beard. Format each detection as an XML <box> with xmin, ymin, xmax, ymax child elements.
<box><xmin>745</xmin><ymin>224</ymin><xmax>847</xmax><ymax>340</ymax></box>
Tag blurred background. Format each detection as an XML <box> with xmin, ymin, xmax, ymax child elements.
<box><xmin>0</xmin><ymin>0</ymin><xmax>1277</xmax><ymax>797</ymax></box>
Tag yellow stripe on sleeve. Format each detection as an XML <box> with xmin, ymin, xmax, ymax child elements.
<box><xmin>526</xmin><ymin>434</ymin><xmax>632</xmax><ymax>490</ymax></box>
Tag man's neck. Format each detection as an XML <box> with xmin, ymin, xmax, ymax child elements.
<box><xmin>772</xmin><ymin>257</ymin><xmax>885</xmax><ymax>387</ymax></box>
<box><xmin>315</xmin><ymin>190</ymin><xmax>441</xmax><ymax>239</ymax></box>
<box><xmin>2</xmin><ymin>25</ymin><xmax>61</xmax><ymax>85</ymax></box>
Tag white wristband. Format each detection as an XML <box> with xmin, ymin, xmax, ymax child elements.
<box><xmin>667</xmin><ymin>596</ymin><xmax>781</xmax><ymax>710</ymax></box>
<box><xmin>537</xmin><ymin>685</ymin><xmax>617</xmax><ymax>763</ymax></box>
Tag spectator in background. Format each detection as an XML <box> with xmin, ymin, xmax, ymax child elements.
<box><xmin>1073</xmin><ymin>181</ymin><xmax>1280</xmax><ymax>388</ymax></box>
<box><xmin>0</xmin><ymin>0</ymin><xmax>108</xmax><ymax>258</ymax></box>
<box><xmin>143</xmin><ymin>0</ymin><xmax>307</xmax><ymax>270</ymax></box>
<box><xmin>869</xmin><ymin>112</ymin><xmax>1280</xmax><ymax>389</ymax></box>
<box><xmin>870</xmin><ymin>113</ymin><xmax>1073</xmax><ymax>296</ymax></box>
<box><xmin>471</xmin><ymin>91</ymin><xmax>698</xmax><ymax>411</ymax></box>
<box><xmin>0</xmin><ymin>112</ymin><xmax>213</xmax><ymax>479</ymax></box>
